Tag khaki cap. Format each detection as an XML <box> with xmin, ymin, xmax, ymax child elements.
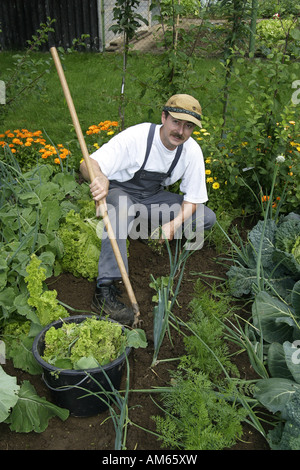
<box><xmin>163</xmin><ymin>94</ymin><xmax>202</xmax><ymax>127</ymax></box>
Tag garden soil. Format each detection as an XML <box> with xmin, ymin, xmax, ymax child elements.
<box><xmin>0</xmin><ymin>237</ymin><xmax>270</xmax><ymax>451</ymax></box>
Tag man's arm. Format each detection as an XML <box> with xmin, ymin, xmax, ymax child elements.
<box><xmin>161</xmin><ymin>200</ymin><xmax>197</xmax><ymax>241</ymax></box>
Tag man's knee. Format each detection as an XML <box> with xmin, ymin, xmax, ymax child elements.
<box><xmin>204</xmin><ymin>206</ymin><xmax>216</xmax><ymax>230</ymax></box>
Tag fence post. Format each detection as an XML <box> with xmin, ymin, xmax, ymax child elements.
<box><xmin>0</xmin><ymin>81</ymin><xmax>5</xmax><ymax>104</ymax></box>
<box><xmin>97</xmin><ymin>0</ymin><xmax>105</xmax><ymax>51</ymax></box>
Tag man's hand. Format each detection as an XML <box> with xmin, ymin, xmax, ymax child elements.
<box><xmin>80</xmin><ymin>158</ymin><xmax>109</xmax><ymax>217</ymax></box>
<box><xmin>160</xmin><ymin>220</ymin><xmax>176</xmax><ymax>242</ymax></box>
<box><xmin>160</xmin><ymin>201</ymin><xmax>197</xmax><ymax>243</ymax></box>
<box><xmin>90</xmin><ymin>174</ymin><xmax>109</xmax><ymax>202</ymax></box>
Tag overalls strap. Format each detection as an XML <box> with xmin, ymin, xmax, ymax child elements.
<box><xmin>141</xmin><ymin>123</ymin><xmax>183</xmax><ymax>175</ymax></box>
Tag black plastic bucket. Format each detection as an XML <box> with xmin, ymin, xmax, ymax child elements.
<box><xmin>32</xmin><ymin>315</ymin><xmax>131</xmax><ymax>417</ymax></box>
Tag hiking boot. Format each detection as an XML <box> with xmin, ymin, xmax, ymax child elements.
<box><xmin>91</xmin><ymin>282</ymin><xmax>134</xmax><ymax>326</ymax></box>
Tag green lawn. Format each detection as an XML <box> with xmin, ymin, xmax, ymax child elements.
<box><xmin>1</xmin><ymin>49</ymin><xmax>299</xmax><ymax>177</ymax></box>
<box><xmin>1</xmin><ymin>50</ymin><xmax>223</xmax><ymax>145</ymax></box>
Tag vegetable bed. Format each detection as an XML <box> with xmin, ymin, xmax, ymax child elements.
<box><xmin>0</xmin><ymin>237</ymin><xmax>270</xmax><ymax>450</ymax></box>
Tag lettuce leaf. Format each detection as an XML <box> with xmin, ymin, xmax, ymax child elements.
<box><xmin>58</xmin><ymin>209</ymin><xmax>103</xmax><ymax>281</ymax></box>
<box><xmin>42</xmin><ymin>318</ymin><xmax>126</xmax><ymax>369</ymax></box>
<box><xmin>25</xmin><ymin>254</ymin><xmax>68</xmax><ymax>327</ymax></box>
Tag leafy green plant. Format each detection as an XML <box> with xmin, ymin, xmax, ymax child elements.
<box><xmin>182</xmin><ymin>280</ymin><xmax>240</xmax><ymax>381</ymax></box>
<box><xmin>0</xmin><ymin>18</ymin><xmax>55</xmax><ymax>124</ymax></box>
<box><xmin>109</xmin><ymin>0</ymin><xmax>148</xmax><ymax>128</ymax></box>
<box><xmin>0</xmin><ymin>159</ymin><xmax>94</xmax><ymax>323</ymax></box>
<box><xmin>58</xmin><ymin>208</ymin><xmax>103</xmax><ymax>281</ymax></box>
<box><xmin>0</xmin><ymin>366</ymin><xmax>69</xmax><ymax>432</ymax></box>
<box><xmin>226</xmin><ymin>212</ymin><xmax>300</xmax><ymax>300</ymax></box>
<box><xmin>150</xmin><ymin>236</ymin><xmax>193</xmax><ymax>366</ymax></box>
<box><xmin>221</xmin><ymin>201</ymin><xmax>300</xmax><ymax>448</ymax></box>
<box><xmin>153</xmin><ymin>366</ymin><xmax>246</xmax><ymax>450</ymax></box>
<box><xmin>82</xmin><ymin>357</ymin><xmax>131</xmax><ymax>450</ymax></box>
<box><xmin>159</xmin><ymin>0</ymin><xmax>201</xmax><ymax>18</ymax></box>
<box><xmin>41</xmin><ymin>317</ymin><xmax>147</xmax><ymax>370</ymax></box>
<box><xmin>26</xmin><ymin>254</ymin><xmax>67</xmax><ymax>328</ymax></box>
<box><xmin>248</xmin><ymin>280</ymin><xmax>300</xmax><ymax>450</ymax></box>
<box><xmin>258</xmin><ymin>0</ymin><xmax>300</xmax><ymax>18</ymax></box>
<box><xmin>256</xmin><ymin>17</ymin><xmax>299</xmax><ymax>55</ymax></box>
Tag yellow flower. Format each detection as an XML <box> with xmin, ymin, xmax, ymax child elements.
<box><xmin>193</xmin><ymin>131</ymin><xmax>200</xmax><ymax>135</ymax></box>
<box><xmin>206</xmin><ymin>177</ymin><xmax>214</xmax><ymax>183</ymax></box>
<box><xmin>205</xmin><ymin>158</ymin><xmax>211</xmax><ymax>164</ymax></box>
<box><xmin>212</xmin><ymin>182</ymin><xmax>220</xmax><ymax>190</ymax></box>
<box><xmin>107</xmin><ymin>131</ymin><xmax>114</xmax><ymax>136</ymax></box>
<box><xmin>205</xmin><ymin>169</ymin><xmax>211</xmax><ymax>175</ymax></box>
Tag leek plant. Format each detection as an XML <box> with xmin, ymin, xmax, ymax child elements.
<box><xmin>79</xmin><ymin>356</ymin><xmax>131</xmax><ymax>450</ymax></box>
<box><xmin>81</xmin><ymin>356</ymin><xmax>162</xmax><ymax>450</ymax></box>
<box><xmin>151</xmin><ymin>234</ymin><xmax>194</xmax><ymax>367</ymax></box>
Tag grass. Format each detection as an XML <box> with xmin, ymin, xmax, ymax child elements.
<box><xmin>1</xmin><ymin>48</ymin><xmax>298</xmax><ymax>166</ymax></box>
<box><xmin>1</xmin><ymin>50</ymin><xmax>223</xmax><ymax>146</ymax></box>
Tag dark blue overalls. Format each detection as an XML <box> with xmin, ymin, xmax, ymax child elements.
<box><xmin>97</xmin><ymin>124</ymin><xmax>215</xmax><ymax>283</ymax></box>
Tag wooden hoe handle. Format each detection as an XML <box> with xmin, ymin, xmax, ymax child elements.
<box><xmin>50</xmin><ymin>46</ymin><xmax>140</xmax><ymax>327</ymax></box>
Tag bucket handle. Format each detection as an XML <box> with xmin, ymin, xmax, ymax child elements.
<box><xmin>42</xmin><ymin>373</ymin><xmax>89</xmax><ymax>392</ymax></box>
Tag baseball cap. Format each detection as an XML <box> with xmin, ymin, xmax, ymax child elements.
<box><xmin>163</xmin><ymin>94</ymin><xmax>202</xmax><ymax>127</ymax></box>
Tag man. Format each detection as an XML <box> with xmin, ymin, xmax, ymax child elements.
<box><xmin>80</xmin><ymin>94</ymin><xmax>216</xmax><ymax>325</ymax></box>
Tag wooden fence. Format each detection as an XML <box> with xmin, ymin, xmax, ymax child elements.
<box><xmin>0</xmin><ymin>0</ymin><xmax>154</xmax><ymax>52</ymax></box>
<box><xmin>0</xmin><ymin>0</ymin><xmax>104</xmax><ymax>52</ymax></box>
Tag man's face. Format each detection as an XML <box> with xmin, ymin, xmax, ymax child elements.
<box><xmin>160</xmin><ymin>112</ymin><xmax>196</xmax><ymax>150</ymax></box>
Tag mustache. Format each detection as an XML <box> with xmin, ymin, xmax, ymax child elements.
<box><xmin>171</xmin><ymin>133</ymin><xmax>183</xmax><ymax>140</ymax></box>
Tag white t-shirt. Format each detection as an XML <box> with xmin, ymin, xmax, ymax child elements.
<box><xmin>90</xmin><ymin>122</ymin><xmax>208</xmax><ymax>204</ymax></box>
